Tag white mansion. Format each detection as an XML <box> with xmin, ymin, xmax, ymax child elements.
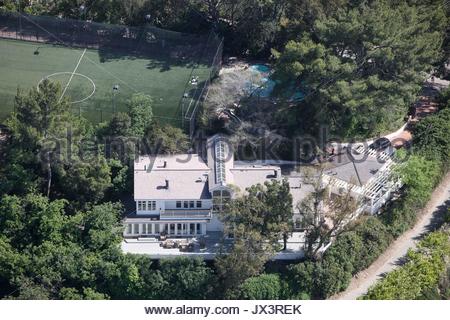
<box><xmin>122</xmin><ymin>134</ymin><xmax>400</xmax><ymax>258</ymax></box>
<box><xmin>124</xmin><ymin>134</ymin><xmax>283</xmax><ymax>239</ymax></box>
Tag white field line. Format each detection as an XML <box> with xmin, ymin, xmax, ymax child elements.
<box><xmin>59</xmin><ymin>48</ymin><xmax>87</xmax><ymax>102</ymax></box>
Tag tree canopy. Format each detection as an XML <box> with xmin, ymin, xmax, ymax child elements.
<box><xmin>273</xmin><ymin>0</ymin><xmax>446</xmax><ymax>138</ymax></box>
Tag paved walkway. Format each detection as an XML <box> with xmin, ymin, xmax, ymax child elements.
<box><xmin>332</xmin><ymin>172</ymin><xmax>450</xmax><ymax>300</ymax></box>
<box><xmin>390</xmin><ymin>78</ymin><xmax>449</xmax><ymax>146</ymax></box>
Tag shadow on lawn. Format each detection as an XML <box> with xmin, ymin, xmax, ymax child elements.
<box><xmin>0</xmin><ymin>12</ymin><xmax>214</xmax><ymax>73</ymax></box>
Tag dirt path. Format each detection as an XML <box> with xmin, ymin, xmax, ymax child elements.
<box><xmin>332</xmin><ymin>172</ymin><xmax>450</xmax><ymax>300</ymax></box>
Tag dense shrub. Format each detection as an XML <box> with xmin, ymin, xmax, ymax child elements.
<box><xmin>238</xmin><ymin>273</ymin><xmax>286</xmax><ymax>300</ymax></box>
<box><xmin>364</xmin><ymin>231</ymin><xmax>450</xmax><ymax>299</ymax></box>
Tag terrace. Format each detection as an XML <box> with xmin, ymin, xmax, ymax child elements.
<box><xmin>121</xmin><ymin>231</ymin><xmax>307</xmax><ymax>260</ymax></box>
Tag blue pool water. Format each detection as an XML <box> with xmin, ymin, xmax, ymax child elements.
<box><xmin>248</xmin><ymin>64</ymin><xmax>275</xmax><ymax>97</ymax></box>
<box><xmin>247</xmin><ymin>64</ymin><xmax>304</xmax><ymax>100</ymax></box>
<box><xmin>250</xmin><ymin>64</ymin><xmax>271</xmax><ymax>73</ymax></box>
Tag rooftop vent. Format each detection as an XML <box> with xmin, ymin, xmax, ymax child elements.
<box><xmin>158</xmin><ymin>160</ymin><xmax>167</xmax><ymax>168</ymax></box>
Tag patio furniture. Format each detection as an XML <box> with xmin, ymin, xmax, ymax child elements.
<box><xmin>162</xmin><ymin>239</ymin><xmax>175</xmax><ymax>249</ymax></box>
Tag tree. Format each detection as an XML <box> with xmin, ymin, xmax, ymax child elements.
<box><xmin>364</xmin><ymin>230</ymin><xmax>450</xmax><ymax>300</ymax></box>
<box><xmin>8</xmin><ymin>80</ymin><xmax>73</xmax><ymax>197</ymax></box>
<box><xmin>143</xmin><ymin>122</ymin><xmax>190</xmax><ymax>154</ymax></box>
<box><xmin>396</xmin><ymin>153</ymin><xmax>441</xmax><ymax>208</ymax></box>
<box><xmin>298</xmin><ymin>168</ymin><xmax>358</xmax><ymax>259</ymax></box>
<box><xmin>214</xmin><ymin>230</ymin><xmax>269</xmax><ymax>299</ymax></box>
<box><xmin>98</xmin><ymin>112</ymin><xmax>132</xmax><ymax>138</ymax></box>
<box><xmin>222</xmin><ymin>179</ymin><xmax>293</xmax><ymax>251</ymax></box>
<box><xmin>238</xmin><ymin>273</ymin><xmax>285</xmax><ymax>300</ymax></box>
<box><xmin>2</xmin><ymin>81</ymin><xmax>111</xmax><ymax>208</ymax></box>
<box><xmin>256</xmin><ymin>179</ymin><xmax>293</xmax><ymax>250</ymax></box>
<box><xmin>215</xmin><ymin>179</ymin><xmax>293</xmax><ymax>297</ymax></box>
<box><xmin>413</xmin><ymin>108</ymin><xmax>450</xmax><ymax>165</ymax></box>
<box><xmin>273</xmin><ymin>0</ymin><xmax>446</xmax><ymax>138</ymax></box>
<box><xmin>0</xmin><ymin>193</ymin><xmax>139</xmax><ymax>300</ymax></box>
<box><xmin>56</xmin><ymin>158</ymin><xmax>112</xmax><ymax>207</ymax></box>
<box><xmin>158</xmin><ymin>258</ymin><xmax>214</xmax><ymax>299</ymax></box>
<box><xmin>128</xmin><ymin>93</ymin><xmax>153</xmax><ymax>138</ymax></box>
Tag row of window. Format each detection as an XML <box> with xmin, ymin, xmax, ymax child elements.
<box><xmin>126</xmin><ymin>223</ymin><xmax>203</xmax><ymax>235</ymax></box>
<box><xmin>137</xmin><ymin>200</ymin><xmax>156</xmax><ymax>211</ymax></box>
<box><xmin>176</xmin><ymin>200</ymin><xmax>202</xmax><ymax>209</ymax></box>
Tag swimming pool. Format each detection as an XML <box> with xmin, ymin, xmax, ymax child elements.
<box><xmin>247</xmin><ymin>64</ymin><xmax>304</xmax><ymax>100</ymax></box>
<box><xmin>248</xmin><ymin>64</ymin><xmax>275</xmax><ymax>97</ymax></box>
<box><xmin>250</xmin><ymin>64</ymin><xmax>271</xmax><ymax>74</ymax></box>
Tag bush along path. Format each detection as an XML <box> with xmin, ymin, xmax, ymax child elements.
<box><xmin>332</xmin><ymin>172</ymin><xmax>450</xmax><ymax>300</ymax></box>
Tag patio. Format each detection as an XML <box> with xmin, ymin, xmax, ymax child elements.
<box><xmin>121</xmin><ymin>231</ymin><xmax>306</xmax><ymax>260</ymax></box>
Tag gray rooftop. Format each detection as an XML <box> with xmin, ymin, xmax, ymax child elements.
<box><xmin>324</xmin><ymin>151</ymin><xmax>386</xmax><ymax>185</ymax></box>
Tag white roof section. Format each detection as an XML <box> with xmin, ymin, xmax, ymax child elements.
<box><xmin>134</xmin><ymin>155</ymin><xmax>211</xmax><ymax>200</ymax></box>
<box><xmin>287</xmin><ymin>176</ymin><xmax>315</xmax><ymax>213</ymax></box>
<box><xmin>231</xmin><ymin>164</ymin><xmax>281</xmax><ymax>193</ymax></box>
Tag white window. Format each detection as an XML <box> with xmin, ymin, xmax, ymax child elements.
<box><xmin>126</xmin><ymin>224</ymin><xmax>132</xmax><ymax>234</ymax></box>
<box><xmin>137</xmin><ymin>201</ymin><xmax>144</xmax><ymax>211</ymax></box>
<box><xmin>176</xmin><ymin>201</ymin><xmax>182</xmax><ymax>208</ymax></box>
<box><xmin>189</xmin><ymin>201</ymin><xmax>194</xmax><ymax>208</ymax></box>
<box><xmin>196</xmin><ymin>201</ymin><xmax>202</xmax><ymax>208</ymax></box>
<box><xmin>147</xmin><ymin>201</ymin><xmax>156</xmax><ymax>211</ymax></box>
<box><xmin>213</xmin><ymin>189</ymin><xmax>231</xmax><ymax>212</ymax></box>
<box><xmin>183</xmin><ymin>201</ymin><xmax>189</xmax><ymax>208</ymax></box>
<box><xmin>133</xmin><ymin>224</ymin><xmax>139</xmax><ymax>234</ymax></box>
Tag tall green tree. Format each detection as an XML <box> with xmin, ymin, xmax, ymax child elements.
<box><xmin>215</xmin><ymin>179</ymin><xmax>293</xmax><ymax>297</ymax></box>
<box><xmin>128</xmin><ymin>93</ymin><xmax>153</xmax><ymax>138</ymax></box>
<box><xmin>1</xmin><ymin>81</ymin><xmax>111</xmax><ymax>208</ymax></box>
<box><xmin>413</xmin><ymin>108</ymin><xmax>450</xmax><ymax>165</ymax></box>
<box><xmin>143</xmin><ymin>122</ymin><xmax>190</xmax><ymax>154</ymax></box>
<box><xmin>273</xmin><ymin>0</ymin><xmax>446</xmax><ymax>138</ymax></box>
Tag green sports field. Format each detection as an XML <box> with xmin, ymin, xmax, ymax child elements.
<box><xmin>0</xmin><ymin>38</ymin><xmax>213</xmax><ymax>125</ymax></box>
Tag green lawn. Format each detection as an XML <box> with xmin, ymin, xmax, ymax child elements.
<box><xmin>0</xmin><ymin>38</ymin><xmax>213</xmax><ymax>126</ymax></box>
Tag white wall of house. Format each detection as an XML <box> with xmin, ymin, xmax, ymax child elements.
<box><xmin>206</xmin><ymin>214</ymin><xmax>224</xmax><ymax>232</ymax></box>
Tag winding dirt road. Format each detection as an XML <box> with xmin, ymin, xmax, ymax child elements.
<box><xmin>332</xmin><ymin>172</ymin><xmax>450</xmax><ymax>300</ymax></box>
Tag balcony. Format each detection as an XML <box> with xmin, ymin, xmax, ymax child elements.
<box><xmin>160</xmin><ymin>209</ymin><xmax>212</xmax><ymax>220</ymax></box>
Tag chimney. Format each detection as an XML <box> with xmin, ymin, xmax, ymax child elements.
<box><xmin>165</xmin><ymin>180</ymin><xmax>169</xmax><ymax>189</ymax></box>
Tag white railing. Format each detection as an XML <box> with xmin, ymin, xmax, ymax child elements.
<box><xmin>160</xmin><ymin>209</ymin><xmax>212</xmax><ymax>219</ymax></box>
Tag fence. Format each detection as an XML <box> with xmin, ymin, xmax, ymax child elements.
<box><xmin>180</xmin><ymin>31</ymin><xmax>223</xmax><ymax>139</ymax></box>
<box><xmin>0</xmin><ymin>11</ymin><xmax>223</xmax><ymax>133</ymax></box>
<box><xmin>0</xmin><ymin>11</ymin><xmax>208</xmax><ymax>52</ymax></box>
